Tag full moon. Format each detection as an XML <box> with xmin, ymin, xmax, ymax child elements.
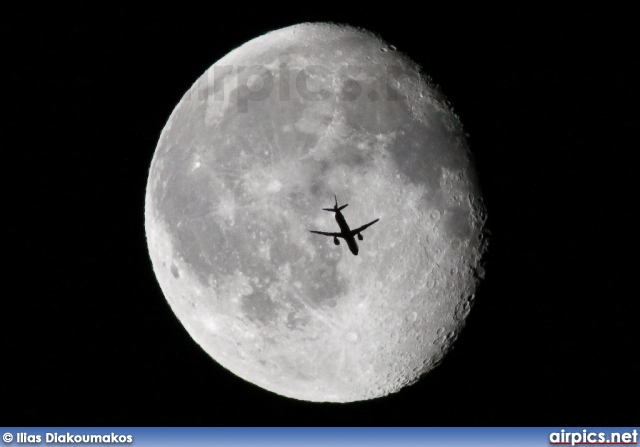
<box><xmin>145</xmin><ymin>23</ymin><xmax>488</xmax><ymax>402</ymax></box>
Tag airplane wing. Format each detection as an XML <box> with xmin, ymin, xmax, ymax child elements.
<box><xmin>350</xmin><ymin>218</ymin><xmax>379</xmax><ymax>236</ymax></box>
<box><xmin>309</xmin><ymin>230</ymin><xmax>342</xmax><ymax>237</ymax></box>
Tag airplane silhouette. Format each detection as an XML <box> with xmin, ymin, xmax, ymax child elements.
<box><xmin>309</xmin><ymin>195</ymin><xmax>379</xmax><ymax>256</ymax></box>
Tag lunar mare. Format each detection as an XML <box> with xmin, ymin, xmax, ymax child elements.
<box><xmin>145</xmin><ymin>23</ymin><xmax>487</xmax><ymax>402</ymax></box>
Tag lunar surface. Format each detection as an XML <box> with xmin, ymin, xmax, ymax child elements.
<box><xmin>145</xmin><ymin>23</ymin><xmax>488</xmax><ymax>402</ymax></box>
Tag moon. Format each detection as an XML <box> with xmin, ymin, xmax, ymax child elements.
<box><xmin>145</xmin><ymin>23</ymin><xmax>488</xmax><ymax>402</ymax></box>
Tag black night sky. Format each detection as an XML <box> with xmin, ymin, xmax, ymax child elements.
<box><xmin>3</xmin><ymin>6</ymin><xmax>638</xmax><ymax>426</ymax></box>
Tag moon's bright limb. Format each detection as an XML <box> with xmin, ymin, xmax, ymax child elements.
<box><xmin>145</xmin><ymin>23</ymin><xmax>488</xmax><ymax>402</ymax></box>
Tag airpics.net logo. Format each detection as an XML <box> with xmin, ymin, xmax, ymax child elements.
<box><xmin>181</xmin><ymin>52</ymin><xmax>425</xmax><ymax>112</ymax></box>
<box><xmin>549</xmin><ymin>429</ymin><xmax>638</xmax><ymax>446</ymax></box>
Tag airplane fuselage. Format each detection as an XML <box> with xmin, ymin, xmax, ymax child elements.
<box><xmin>334</xmin><ymin>210</ymin><xmax>359</xmax><ymax>255</ymax></box>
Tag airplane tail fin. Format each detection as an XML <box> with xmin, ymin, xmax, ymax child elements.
<box><xmin>323</xmin><ymin>195</ymin><xmax>348</xmax><ymax>212</ymax></box>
